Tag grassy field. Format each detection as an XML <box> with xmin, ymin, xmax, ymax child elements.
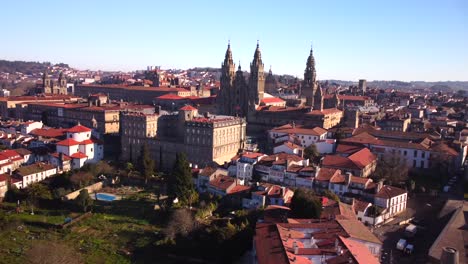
<box><xmin>0</xmin><ymin>199</ymin><xmax>161</xmax><ymax>264</ymax></box>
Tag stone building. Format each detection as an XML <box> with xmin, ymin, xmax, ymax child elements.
<box><xmin>120</xmin><ymin>105</ymin><xmax>246</xmax><ymax>171</ymax></box>
<box><xmin>216</xmin><ymin>43</ymin><xmax>343</xmax><ymax>133</ymax></box>
<box><xmin>36</xmin><ymin>69</ymin><xmax>68</xmax><ymax>95</ymax></box>
<box><xmin>74</xmin><ymin>84</ymin><xmax>193</xmax><ymax>105</ymax></box>
<box><xmin>19</xmin><ymin>94</ymin><xmax>154</xmax><ymax>134</ymax></box>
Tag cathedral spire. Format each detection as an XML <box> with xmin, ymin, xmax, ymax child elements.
<box><xmin>224</xmin><ymin>41</ymin><xmax>233</xmax><ymax>66</ymax></box>
<box><xmin>253</xmin><ymin>40</ymin><xmax>262</xmax><ymax>63</ymax></box>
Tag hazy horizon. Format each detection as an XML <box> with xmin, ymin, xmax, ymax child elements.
<box><xmin>1</xmin><ymin>0</ymin><xmax>467</xmax><ymax>82</ymax></box>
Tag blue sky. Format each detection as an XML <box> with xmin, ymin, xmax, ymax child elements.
<box><xmin>1</xmin><ymin>0</ymin><xmax>467</xmax><ymax>81</ymax></box>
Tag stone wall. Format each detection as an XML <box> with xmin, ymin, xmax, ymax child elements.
<box><xmin>63</xmin><ymin>181</ymin><xmax>104</xmax><ymax>201</ymax></box>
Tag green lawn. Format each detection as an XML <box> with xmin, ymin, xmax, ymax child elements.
<box><xmin>0</xmin><ymin>199</ymin><xmax>161</xmax><ymax>264</ymax></box>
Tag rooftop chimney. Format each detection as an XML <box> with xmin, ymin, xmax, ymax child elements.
<box><xmin>441</xmin><ymin>247</ymin><xmax>459</xmax><ymax>264</ymax></box>
<box><xmin>293</xmin><ymin>241</ymin><xmax>299</xmax><ymax>255</ymax></box>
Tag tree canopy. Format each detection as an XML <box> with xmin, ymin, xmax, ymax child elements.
<box><xmin>168</xmin><ymin>152</ymin><xmax>195</xmax><ymax>205</ymax></box>
<box><xmin>289</xmin><ymin>188</ymin><xmax>322</xmax><ymax>219</ymax></box>
<box><xmin>74</xmin><ymin>189</ymin><xmax>93</xmax><ymax>212</ymax></box>
<box><xmin>303</xmin><ymin>143</ymin><xmax>320</xmax><ymax>163</ymax></box>
<box><xmin>373</xmin><ymin>153</ymin><xmax>408</xmax><ymax>185</ymax></box>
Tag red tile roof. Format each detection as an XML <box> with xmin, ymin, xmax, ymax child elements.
<box><xmin>67</xmin><ymin>124</ymin><xmax>92</xmax><ymax>133</ymax></box>
<box><xmin>316</xmin><ymin>168</ymin><xmax>341</xmax><ymax>181</ymax></box>
<box><xmin>50</xmin><ymin>152</ymin><xmax>72</xmax><ymax>161</ymax></box>
<box><xmin>242</xmin><ymin>152</ymin><xmax>265</xmax><ymax>159</ymax></box>
<box><xmin>347</xmin><ymin>148</ymin><xmax>376</xmax><ymax>169</ymax></box>
<box><xmin>270</xmin><ymin>124</ymin><xmax>328</xmax><ymax>136</ymax></box>
<box><xmin>179</xmin><ymin>105</ymin><xmax>197</xmax><ymax>111</ymax></box>
<box><xmin>323</xmin><ymin>155</ymin><xmax>360</xmax><ymax>170</ymax></box>
<box><xmin>70</xmin><ymin>152</ymin><xmax>88</xmax><ymax>159</ymax></box>
<box><xmin>308</xmin><ymin>108</ymin><xmax>342</xmax><ymax>116</ymax></box>
<box><xmin>335</xmin><ymin>144</ymin><xmax>364</xmax><ymax>155</ymax></box>
<box><xmin>261</xmin><ymin>97</ymin><xmax>285</xmax><ymax>104</ymax></box>
<box><xmin>339</xmin><ymin>236</ymin><xmax>379</xmax><ymax>264</ymax></box>
<box><xmin>56</xmin><ymin>138</ymin><xmax>80</xmax><ymax>146</ymax></box>
<box><xmin>209</xmin><ymin>175</ymin><xmax>235</xmax><ymax>192</ymax></box>
<box><xmin>375</xmin><ymin>185</ymin><xmax>406</xmax><ymax>199</ymax></box>
<box><xmin>156</xmin><ymin>94</ymin><xmax>185</xmax><ymax>100</ymax></box>
<box><xmin>1</xmin><ymin>150</ymin><xmax>21</xmax><ymax>159</ymax></box>
<box><xmin>30</xmin><ymin>128</ymin><xmax>67</xmax><ymax>138</ymax></box>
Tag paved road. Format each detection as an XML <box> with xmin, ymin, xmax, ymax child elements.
<box><xmin>374</xmin><ymin>193</ymin><xmax>448</xmax><ymax>263</ymax></box>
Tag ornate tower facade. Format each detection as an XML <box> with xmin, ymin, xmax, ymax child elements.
<box><xmin>217</xmin><ymin>43</ymin><xmax>236</xmax><ymax>116</ymax></box>
<box><xmin>248</xmin><ymin>42</ymin><xmax>265</xmax><ymax>114</ymax></box>
<box><xmin>302</xmin><ymin>48</ymin><xmax>317</xmax><ymax>107</ymax></box>
<box><xmin>42</xmin><ymin>69</ymin><xmax>52</xmax><ymax>94</ymax></box>
<box><xmin>235</xmin><ymin>64</ymin><xmax>248</xmax><ymax>117</ymax></box>
<box><xmin>265</xmin><ymin>66</ymin><xmax>278</xmax><ymax>95</ymax></box>
<box><xmin>313</xmin><ymin>85</ymin><xmax>324</xmax><ymax>111</ymax></box>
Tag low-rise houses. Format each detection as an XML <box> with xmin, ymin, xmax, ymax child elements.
<box><xmin>321</xmin><ymin>147</ymin><xmax>377</xmax><ymax>177</ymax></box>
<box><xmin>50</xmin><ymin>124</ymin><xmax>104</xmax><ymax>170</ymax></box>
<box><xmin>242</xmin><ymin>184</ymin><xmax>293</xmax><ymax>209</ymax></box>
<box><xmin>12</xmin><ymin>162</ymin><xmax>57</xmax><ymax>189</ymax></box>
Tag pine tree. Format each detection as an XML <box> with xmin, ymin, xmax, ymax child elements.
<box><xmin>139</xmin><ymin>144</ymin><xmax>155</xmax><ymax>184</ymax></box>
<box><xmin>168</xmin><ymin>152</ymin><xmax>195</xmax><ymax>204</ymax></box>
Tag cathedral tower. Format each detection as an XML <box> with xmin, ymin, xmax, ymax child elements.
<box><xmin>265</xmin><ymin>66</ymin><xmax>278</xmax><ymax>95</ymax></box>
<box><xmin>302</xmin><ymin>47</ymin><xmax>317</xmax><ymax>107</ymax></box>
<box><xmin>313</xmin><ymin>85</ymin><xmax>324</xmax><ymax>111</ymax></box>
<box><xmin>248</xmin><ymin>42</ymin><xmax>265</xmax><ymax>114</ymax></box>
<box><xmin>42</xmin><ymin>68</ymin><xmax>51</xmax><ymax>94</ymax></box>
<box><xmin>235</xmin><ymin>63</ymin><xmax>248</xmax><ymax>117</ymax></box>
<box><xmin>217</xmin><ymin>42</ymin><xmax>236</xmax><ymax>115</ymax></box>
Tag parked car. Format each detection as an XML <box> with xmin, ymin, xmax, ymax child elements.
<box><xmin>405</xmin><ymin>224</ymin><xmax>417</xmax><ymax>238</ymax></box>
<box><xmin>396</xmin><ymin>238</ymin><xmax>407</xmax><ymax>251</ymax></box>
<box><xmin>404</xmin><ymin>244</ymin><xmax>414</xmax><ymax>254</ymax></box>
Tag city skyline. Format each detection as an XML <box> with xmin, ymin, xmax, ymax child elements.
<box><xmin>1</xmin><ymin>0</ymin><xmax>467</xmax><ymax>81</ymax></box>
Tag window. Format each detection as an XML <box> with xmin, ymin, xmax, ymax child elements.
<box><xmin>422</xmin><ymin>152</ymin><xmax>425</xmax><ymax>158</ymax></box>
<box><xmin>420</xmin><ymin>160</ymin><xmax>424</xmax><ymax>168</ymax></box>
<box><xmin>404</xmin><ymin>150</ymin><xmax>407</xmax><ymax>156</ymax></box>
<box><xmin>413</xmin><ymin>160</ymin><xmax>416</xmax><ymax>168</ymax></box>
<box><xmin>414</xmin><ymin>151</ymin><xmax>417</xmax><ymax>157</ymax></box>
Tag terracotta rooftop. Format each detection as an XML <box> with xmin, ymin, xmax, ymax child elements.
<box><xmin>374</xmin><ymin>185</ymin><xmax>406</xmax><ymax>199</ymax></box>
<box><xmin>179</xmin><ymin>105</ymin><xmax>197</xmax><ymax>111</ymax></box>
<box><xmin>316</xmin><ymin>168</ymin><xmax>341</xmax><ymax>181</ymax></box>
<box><xmin>56</xmin><ymin>138</ymin><xmax>80</xmax><ymax>146</ymax></box>
<box><xmin>270</xmin><ymin>124</ymin><xmax>328</xmax><ymax>136</ymax></box>
<box><xmin>156</xmin><ymin>93</ymin><xmax>185</xmax><ymax>100</ymax></box>
<box><xmin>67</xmin><ymin>124</ymin><xmax>92</xmax><ymax>133</ymax></box>
<box><xmin>261</xmin><ymin>97</ymin><xmax>285</xmax><ymax>104</ymax></box>
<box><xmin>339</xmin><ymin>236</ymin><xmax>380</xmax><ymax>264</ymax></box>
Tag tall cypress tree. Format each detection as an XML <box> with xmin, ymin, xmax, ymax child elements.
<box><xmin>139</xmin><ymin>144</ymin><xmax>155</xmax><ymax>184</ymax></box>
<box><xmin>168</xmin><ymin>152</ymin><xmax>194</xmax><ymax>204</ymax></box>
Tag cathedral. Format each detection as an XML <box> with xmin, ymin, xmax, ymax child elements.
<box><xmin>36</xmin><ymin>69</ymin><xmax>68</xmax><ymax>95</ymax></box>
<box><xmin>216</xmin><ymin>42</ymin><xmax>343</xmax><ymax>131</ymax></box>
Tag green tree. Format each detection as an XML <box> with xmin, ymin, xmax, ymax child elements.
<box><xmin>289</xmin><ymin>188</ymin><xmax>322</xmax><ymax>219</ymax></box>
<box><xmin>27</xmin><ymin>183</ymin><xmax>52</xmax><ymax>215</ymax></box>
<box><xmin>186</xmin><ymin>189</ymin><xmax>199</xmax><ymax>209</ymax></box>
<box><xmin>168</xmin><ymin>152</ymin><xmax>195</xmax><ymax>205</ymax></box>
<box><xmin>373</xmin><ymin>153</ymin><xmax>408</xmax><ymax>185</ymax></box>
<box><xmin>74</xmin><ymin>189</ymin><xmax>93</xmax><ymax>212</ymax></box>
<box><xmin>139</xmin><ymin>144</ymin><xmax>155</xmax><ymax>184</ymax></box>
<box><xmin>303</xmin><ymin>143</ymin><xmax>320</xmax><ymax>162</ymax></box>
<box><xmin>323</xmin><ymin>189</ymin><xmax>340</xmax><ymax>202</ymax></box>
<box><xmin>70</xmin><ymin>171</ymin><xmax>94</xmax><ymax>188</ymax></box>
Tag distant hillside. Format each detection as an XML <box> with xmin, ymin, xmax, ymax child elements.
<box><xmin>0</xmin><ymin>60</ymin><xmax>69</xmax><ymax>75</ymax></box>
